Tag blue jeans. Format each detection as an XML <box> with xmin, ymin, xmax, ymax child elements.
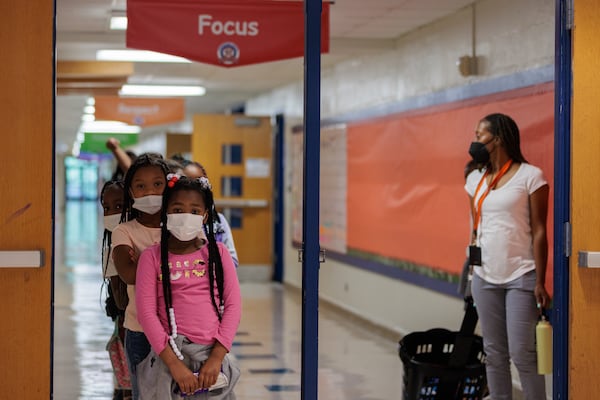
<box><xmin>125</xmin><ymin>329</ymin><xmax>151</xmax><ymax>400</ymax></box>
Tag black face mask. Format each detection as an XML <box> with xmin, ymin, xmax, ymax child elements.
<box><xmin>468</xmin><ymin>139</ymin><xmax>494</xmax><ymax>164</ymax></box>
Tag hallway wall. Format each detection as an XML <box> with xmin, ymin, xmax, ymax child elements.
<box><xmin>248</xmin><ymin>0</ymin><xmax>555</xmax><ymax>336</ymax></box>
<box><xmin>246</xmin><ymin>0</ymin><xmax>554</xmax><ymax>120</ymax></box>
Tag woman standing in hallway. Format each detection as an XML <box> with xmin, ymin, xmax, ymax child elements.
<box><xmin>112</xmin><ymin>153</ymin><xmax>170</xmax><ymax>400</ymax></box>
<box><xmin>465</xmin><ymin>113</ymin><xmax>550</xmax><ymax>400</ymax></box>
<box><xmin>135</xmin><ymin>175</ymin><xmax>240</xmax><ymax>399</ymax></box>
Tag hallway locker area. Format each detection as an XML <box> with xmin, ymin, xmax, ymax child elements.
<box><xmin>52</xmin><ymin>201</ymin><xmax>401</xmax><ymax>400</ymax></box>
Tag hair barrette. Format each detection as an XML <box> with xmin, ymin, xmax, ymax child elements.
<box><xmin>167</xmin><ymin>173</ymin><xmax>180</xmax><ymax>188</ymax></box>
<box><xmin>198</xmin><ymin>176</ymin><xmax>212</xmax><ymax>190</ymax></box>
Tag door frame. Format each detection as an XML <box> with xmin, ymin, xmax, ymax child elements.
<box><xmin>272</xmin><ymin>114</ymin><xmax>285</xmax><ymax>282</ymax></box>
<box><xmin>553</xmin><ymin>0</ymin><xmax>572</xmax><ymax>398</ymax></box>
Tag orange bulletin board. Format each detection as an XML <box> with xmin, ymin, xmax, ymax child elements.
<box><xmin>346</xmin><ymin>84</ymin><xmax>554</xmax><ymax>290</ymax></box>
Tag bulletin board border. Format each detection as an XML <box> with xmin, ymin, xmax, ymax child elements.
<box><xmin>293</xmin><ymin>240</ymin><xmax>460</xmax><ymax>297</ymax></box>
<box><xmin>291</xmin><ymin>66</ymin><xmax>554</xmax><ymax>297</ymax></box>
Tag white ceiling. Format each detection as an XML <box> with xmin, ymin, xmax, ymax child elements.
<box><xmin>55</xmin><ymin>0</ymin><xmax>475</xmax><ymax>154</ymax></box>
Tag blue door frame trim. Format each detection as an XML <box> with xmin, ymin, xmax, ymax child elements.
<box><xmin>553</xmin><ymin>0</ymin><xmax>571</xmax><ymax>399</ymax></box>
<box><xmin>50</xmin><ymin>0</ymin><xmax>57</xmax><ymax>397</ymax></box>
<box><xmin>301</xmin><ymin>1</ymin><xmax>322</xmax><ymax>399</ymax></box>
<box><xmin>273</xmin><ymin>114</ymin><xmax>285</xmax><ymax>283</ymax></box>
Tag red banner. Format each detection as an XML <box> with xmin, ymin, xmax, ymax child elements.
<box><xmin>126</xmin><ymin>0</ymin><xmax>330</xmax><ymax>67</ymax></box>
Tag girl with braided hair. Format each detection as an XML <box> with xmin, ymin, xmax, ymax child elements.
<box><xmin>112</xmin><ymin>153</ymin><xmax>170</xmax><ymax>400</ymax></box>
<box><xmin>135</xmin><ymin>174</ymin><xmax>241</xmax><ymax>399</ymax></box>
<box><xmin>101</xmin><ymin>180</ymin><xmax>132</xmax><ymax>400</ymax></box>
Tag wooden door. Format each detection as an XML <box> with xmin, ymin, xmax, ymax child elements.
<box><xmin>192</xmin><ymin>114</ymin><xmax>273</xmax><ymax>275</ymax></box>
<box><xmin>570</xmin><ymin>0</ymin><xmax>600</xmax><ymax>397</ymax></box>
<box><xmin>0</xmin><ymin>1</ymin><xmax>54</xmax><ymax>398</ymax></box>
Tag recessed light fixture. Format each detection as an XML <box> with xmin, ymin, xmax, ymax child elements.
<box><xmin>120</xmin><ymin>84</ymin><xmax>206</xmax><ymax>97</ymax></box>
<box><xmin>80</xmin><ymin>121</ymin><xmax>141</xmax><ymax>134</ymax></box>
<box><xmin>110</xmin><ymin>16</ymin><xmax>128</xmax><ymax>30</ymax></box>
<box><xmin>96</xmin><ymin>49</ymin><xmax>191</xmax><ymax>63</ymax></box>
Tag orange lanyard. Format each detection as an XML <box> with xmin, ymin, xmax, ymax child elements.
<box><xmin>472</xmin><ymin>159</ymin><xmax>513</xmax><ymax>236</ymax></box>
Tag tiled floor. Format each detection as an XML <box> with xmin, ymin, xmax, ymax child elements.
<box><xmin>53</xmin><ymin>201</ymin><xmax>403</xmax><ymax>400</ymax></box>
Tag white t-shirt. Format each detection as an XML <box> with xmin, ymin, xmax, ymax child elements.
<box><xmin>102</xmin><ymin>246</ymin><xmax>118</xmax><ymax>278</ymax></box>
<box><xmin>111</xmin><ymin>219</ymin><xmax>161</xmax><ymax>332</ymax></box>
<box><xmin>465</xmin><ymin>163</ymin><xmax>547</xmax><ymax>284</ymax></box>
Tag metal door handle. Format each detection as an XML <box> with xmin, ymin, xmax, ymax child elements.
<box><xmin>0</xmin><ymin>250</ymin><xmax>44</xmax><ymax>268</ymax></box>
<box><xmin>578</xmin><ymin>251</ymin><xmax>600</xmax><ymax>268</ymax></box>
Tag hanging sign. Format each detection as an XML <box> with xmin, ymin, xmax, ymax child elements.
<box><xmin>126</xmin><ymin>0</ymin><xmax>330</xmax><ymax>67</ymax></box>
<box><xmin>80</xmin><ymin>132</ymin><xmax>138</xmax><ymax>154</ymax></box>
<box><xmin>94</xmin><ymin>96</ymin><xmax>185</xmax><ymax>126</ymax></box>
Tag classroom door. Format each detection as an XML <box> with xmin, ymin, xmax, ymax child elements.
<box><xmin>569</xmin><ymin>0</ymin><xmax>600</xmax><ymax>397</ymax></box>
<box><xmin>192</xmin><ymin>114</ymin><xmax>273</xmax><ymax>277</ymax></box>
<box><xmin>0</xmin><ymin>1</ymin><xmax>54</xmax><ymax>398</ymax></box>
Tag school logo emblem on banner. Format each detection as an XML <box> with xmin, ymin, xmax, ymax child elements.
<box><xmin>126</xmin><ymin>0</ymin><xmax>330</xmax><ymax>67</ymax></box>
<box><xmin>217</xmin><ymin>42</ymin><xmax>240</xmax><ymax>66</ymax></box>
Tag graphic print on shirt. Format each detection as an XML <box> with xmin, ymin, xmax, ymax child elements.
<box><xmin>158</xmin><ymin>258</ymin><xmax>207</xmax><ymax>281</ymax></box>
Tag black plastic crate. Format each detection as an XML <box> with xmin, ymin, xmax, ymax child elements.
<box><xmin>398</xmin><ymin>328</ymin><xmax>486</xmax><ymax>400</ymax></box>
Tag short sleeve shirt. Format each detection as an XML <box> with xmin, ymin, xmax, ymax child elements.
<box><xmin>465</xmin><ymin>163</ymin><xmax>547</xmax><ymax>284</ymax></box>
<box><xmin>111</xmin><ymin>219</ymin><xmax>161</xmax><ymax>331</ymax></box>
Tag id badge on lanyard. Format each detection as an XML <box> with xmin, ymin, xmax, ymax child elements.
<box><xmin>470</xmin><ymin>159</ymin><xmax>513</xmax><ymax>266</ymax></box>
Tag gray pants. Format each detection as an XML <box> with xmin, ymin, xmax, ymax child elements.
<box><xmin>471</xmin><ymin>271</ymin><xmax>546</xmax><ymax>400</ymax></box>
<box><xmin>137</xmin><ymin>336</ymin><xmax>239</xmax><ymax>400</ymax></box>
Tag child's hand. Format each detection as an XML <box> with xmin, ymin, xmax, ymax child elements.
<box><xmin>106</xmin><ymin>137</ymin><xmax>120</xmax><ymax>151</ymax></box>
<box><xmin>170</xmin><ymin>363</ymin><xmax>200</xmax><ymax>396</ymax></box>
<box><xmin>197</xmin><ymin>357</ymin><xmax>221</xmax><ymax>389</ymax></box>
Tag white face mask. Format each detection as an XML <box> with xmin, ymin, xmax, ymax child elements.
<box><xmin>167</xmin><ymin>213</ymin><xmax>205</xmax><ymax>241</ymax></box>
<box><xmin>132</xmin><ymin>195</ymin><xmax>163</xmax><ymax>215</ymax></box>
<box><xmin>103</xmin><ymin>214</ymin><xmax>121</xmax><ymax>232</ymax></box>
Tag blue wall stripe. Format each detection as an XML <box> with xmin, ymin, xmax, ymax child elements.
<box><xmin>322</xmin><ymin>65</ymin><xmax>554</xmax><ymax>127</ymax></box>
<box><xmin>327</xmin><ymin>250</ymin><xmax>461</xmax><ymax>298</ymax></box>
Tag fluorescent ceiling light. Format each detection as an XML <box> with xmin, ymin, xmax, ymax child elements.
<box><xmin>120</xmin><ymin>84</ymin><xmax>206</xmax><ymax>97</ymax></box>
<box><xmin>97</xmin><ymin>50</ymin><xmax>191</xmax><ymax>63</ymax></box>
<box><xmin>110</xmin><ymin>16</ymin><xmax>128</xmax><ymax>30</ymax></box>
<box><xmin>80</xmin><ymin>121</ymin><xmax>141</xmax><ymax>134</ymax></box>
<box><xmin>83</xmin><ymin>105</ymin><xmax>95</xmax><ymax>114</ymax></box>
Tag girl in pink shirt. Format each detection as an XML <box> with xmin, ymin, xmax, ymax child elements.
<box><xmin>135</xmin><ymin>175</ymin><xmax>241</xmax><ymax>399</ymax></box>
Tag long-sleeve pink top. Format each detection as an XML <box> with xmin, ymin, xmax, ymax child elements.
<box><xmin>135</xmin><ymin>242</ymin><xmax>241</xmax><ymax>354</ymax></box>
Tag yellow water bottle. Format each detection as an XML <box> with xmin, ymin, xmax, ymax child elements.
<box><xmin>536</xmin><ymin>312</ymin><xmax>553</xmax><ymax>374</ymax></box>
